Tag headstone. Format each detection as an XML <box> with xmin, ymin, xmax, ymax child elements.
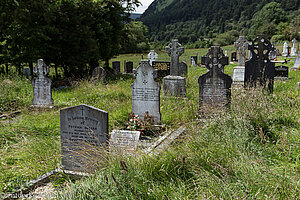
<box><xmin>244</xmin><ymin>36</ymin><xmax>275</xmax><ymax>93</ymax></box>
<box><xmin>131</xmin><ymin>60</ymin><xmax>161</xmax><ymax>124</ymax></box>
<box><xmin>152</xmin><ymin>61</ymin><xmax>170</xmax><ymax>78</ymax></box>
<box><xmin>112</xmin><ymin>61</ymin><xmax>121</xmax><ymax>74</ymax></box>
<box><xmin>179</xmin><ymin>61</ymin><xmax>188</xmax><ymax>76</ymax></box>
<box><xmin>274</xmin><ymin>65</ymin><xmax>288</xmax><ymax>80</ymax></box>
<box><xmin>231</xmin><ymin>52</ymin><xmax>237</xmax><ymax>62</ymax></box>
<box><xmin>232</xmin><ymin>66</ymin><xmax>245</xmax><ymax>85</ymax></box>
<box><xmin>191</xmin><ymin>56</ymin><xmax>198</xmax><ymax>66</ymax></box>
<box><xmin>163</xmin><ymin>39</ymin><xmax>186</xmax><ymax>97</ymax></box>
<box><xmin>60</xmin><ymin>104</ymin><xmax>108</xmax><ymax>172</ymax></box>
<box><xmin>282</xmin><ymin>42</ymin><xmax>289</xmax><ymax>57</ymax></box>
<box><xmin>125</xmin><ymin>61</ymin><xmax>133</xmax><ymax>74</ymax></box>
<box><xmin>291</xmin><ymin>38</ymin><xmax>297</xmax><ymax>57</ymax></box>
<box><xmin>147</xmin><ymin>50</ymin><xmax>158</xmax><ymax>66</ymax></box>
<box><xmin>32</xmin><ymin>59</ymin><xmax>53</xmax><ymax>106</ymax></box>
<box><xmin>110</xmin><ymin>130</ymin><xmax>140</xmax><ymax>151</ymax></box>
<box><xmin>199</xmin><ymin>46</ymin><xmax>232</xmax><ymax>110</ymax></box>
<box><xmin>92</xmin><ymin>67</ymin><xmax>106</xmax><ymax>84</ymax></box>
<box><xmin>23</xmin><ymin>68</ymin><xmax>31</xmax><ymax>78</ymax></box>
<box><xmin>234</xmin><ymin>36</ymin><xmax>249</xmax><ymax>66</ymax></box>
<box><xmin>291</xmin><ymin>52</ymin><xmax>300</xmax><ymax>71</ymax></box>
<box><xmin>165</xmin><ymin>39</ymin><xmax>184</xmax><ymax>76</ymax></box>
<box><xmin>224</xmin><ymin>50</ymin><xmax>228</xmax><ymax>57</ymax></box>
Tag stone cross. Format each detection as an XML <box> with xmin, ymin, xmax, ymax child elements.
<box><xmin>147</xmin><ymin>50</ymin><xmax>158</xmax><ymax>66</ymax></box>
<box><xmin>32</xmin><ymin>59</ymin><xmax>53</xmax><ymax>106</ymax></box>
<box><xmin>291</xmin><ymin>38</ymin><xmax>297</xmax><ymax>56</ymax></box>
<box><xmin>165</xmin><ymin>39</ymin><xmax>184</xmax><ymax>76</ymax></box>
<box><xmin>245</xmin><ymin>36</ymin><xmax>275</xmax><ymax>93</ymax></box>
<box><xmin>282</xmin><ymin>42</ymin><xmax>289</xmax><ymax>57</ymax></box>
<box><xmin>201</xmin><ymin>47</ymin><xmax>229</xmax><ymax>72</ymax></box>
<box><xmin>198</xmin><ymin>46</ymin><xmax>232</xmax><ymax>110</ymax></box>
<box><xmin>234</xmin><ymin>36</ymin><xmax>249</xmax><ymax>66</ymax></box>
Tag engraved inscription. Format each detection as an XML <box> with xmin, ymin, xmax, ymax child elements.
<box><xmin>132</xmin><ymin>88</ymin><xmax>160</xmax><ymax>101</ymax></box>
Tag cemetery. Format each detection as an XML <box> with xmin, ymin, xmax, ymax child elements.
<box><xmin>0</xmin><ymin>1</ymin><xmax>299</xmax><ymax>198</ymax></box>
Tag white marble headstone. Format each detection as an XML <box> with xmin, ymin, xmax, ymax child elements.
<box><xmin>32</xmin><ymin>59</ymin><xmax>53</xmax><ymax>106</ymax></box>
<box><xmin>282</xmin><ymin>42</ymin><xmax>289</xmax><ymax>57</ymax></box>
<box><xmin>131</xmin><ymin>60</ymin><xmax>161</xmax><ymax>124</ymax></box>
<box><xmin>291</xmin><ymin>39</ymin><xmax>297</xmax><ymax>57</ymax></box>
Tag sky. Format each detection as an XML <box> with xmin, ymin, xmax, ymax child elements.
<box><xmin>134</xmin><ymin>0</ymin><xmax>155</xmax><ymax>14</ymax></box>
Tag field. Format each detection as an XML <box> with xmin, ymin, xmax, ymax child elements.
<box><xmin>0</xmin><ymin>46</ymin><xmax>299</xmax><ymax>199</ymax></box>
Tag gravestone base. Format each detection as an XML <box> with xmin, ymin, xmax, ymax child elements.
<box><xmin>163</xmin><ymin>75</ymin><xmax>186</xmax><ymax>97</ymax></box>
<box><xmin>232</xmin><ymin>66</ymin><xmax>245</xmax><ymax>85</ymax></box>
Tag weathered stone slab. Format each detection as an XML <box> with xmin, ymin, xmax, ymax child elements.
<box><xmin>244</xmin><ymin>36</ymin><xmax>275</xmax><ymax>93</ymax></box>
<box><xmin>60</xmin><ymin>104</ymin><xmax>108</xmax><ymax>172</ymax></box>
<box><xmin>179</xmin><ymin>61</ymin><xmax>188</xmax><ymax>76</ymax></box>
<box><xmin>92</xmin><ymin>67</ymin><xmax>106</xmax><ymax>84</ymax></box>
<box><xmin>125</xmin><ymin>61</ymin><xmax>133</xmax><ymax>74</ymax></box>
<box><xmin>131</xmin><ymin>60</ymin><xmax>161</xmax><ymax>124</ymax></box>
<box><xmin>32</xmin><ymin>59</ymin><xmax>53</xmax><ymax>106</ymax></box>
<box><xmin>147</xmin><ymin>50</ymin><xmax>158</xmax><ymax>66</ymax></box>
<box><xmin>292</xmin><ymin>52</ymin><xmax>300</xmax><ymax>71</ymax></box>
<box><xmin>163</xmin><ymin>75</ymin><xmax>186</xmax><ymax>97</ymax></box>
<box><xmin>112</xmin><ymin>61</ymin><xmax>121</xmax><ymax>74</ymax></box>
<box><xmin>152</xmin><ymin>61</ymin><xmax>170</xmax><ymax>78</ymax></box>
<box><xmin>110</xmin><ymin>130</ymin><xmax>140</xmax><ymax>151</ymax></box>
<box><xmin>234</xmin><ymin>36</ymin><xmax>249</xmax><ymax>66</ymax></box>
<box><xmin>199</xmin><ymin>46</ymin><xmax>232</xmax><ymax>110</ymax></box>
<box><xmin>232</xmin><ymin>66</ymin><xmax>245</xmax><ymax>84</ymax></box>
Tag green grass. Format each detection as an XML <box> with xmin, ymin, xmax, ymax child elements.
<box><xmin>0</xmin><ymin>46</ymin><xmax>299</xmax><ymax>199</ymax></box>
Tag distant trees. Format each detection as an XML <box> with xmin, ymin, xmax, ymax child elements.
<box><xmin>0</xmin><ymin>0</ymin><xmax>141</xmax><ymax>77</ymax></box>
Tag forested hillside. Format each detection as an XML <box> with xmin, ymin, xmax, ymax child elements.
<box><xmin>140</xmin><ymin>0</ymin><xmax>300</xmax><ymax>43</ymax></box>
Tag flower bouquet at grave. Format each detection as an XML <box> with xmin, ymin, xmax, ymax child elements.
<box><xmin>127</xmin><ymin>113</ymin><xmax>144</xmax><ymax>132</ymax></box>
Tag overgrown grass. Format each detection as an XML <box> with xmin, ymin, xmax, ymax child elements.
<box><xmin>0</xmin><ymin>46</ymin><xmax>299</xmax><ymax>198</ymax></box>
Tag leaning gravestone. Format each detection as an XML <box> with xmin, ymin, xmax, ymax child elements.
<box><xmin>282</xmin><ymin>42</ymin><xmax>289</xmax><ymax>57</ymax></box>
<box><xmin>92</xmin><ymin>67</ymin><xmax>106</xmax><ymax>84</ymax></box>
<box><xmin>163</xmin><ymin>39</ymin><xmax>186</xmax><ymax>97</ymax></box>
<box><xmin>274</xmin><ymin>65</ymin><xmax>288</xmax><ymax>80</ymax></box>
<box><xmin>179</xmin><ymin>61</ymin><xmax>188</xmax><ymax>77</ymax></box>
<box><xmin>199</xmin><ymin>46</ymin><xmax>232</xmax><ymax>111</ymax></box>
<box><xmin>244</xmin><ymin>36</ymin><xmax>275</xmax><ymax>93</ymax></box>
<box><xmin>232</xmin><ymin>36</ymin><xmax>248</xmax><ymax>85</ymax></box>
<box><xmin>60</xmin><ymin>104</ymin><xmax>109</xmax><ymax>172</ymax></box>
<box><xmin>125</xmin><ymin>61</ymin><xmax>133</xmax><ymax>74</ymax></box>
<box><xmin>147</xmin><ymin>50</ymin><xmax>159</xmax><ymax>66</ymax></box>
<box><xmin>291</xmin><ymin>38</ymin><xmax>297</xmax><ymax>57</ymax></box>
<box><xmin>131</xmin><ymin>60</ymin><xmax>161</xmax><ymax>124</ymax></box>
<box><xmin>32</xmin><ymin>59</ymin><xmax>53</xmax><ymax>106</ymax></box>
<box><xmin>112</xmin><ymin>61</ymin><xmax>121</xmax><ymax>74</ymax></box>
<box><xmin>110</xmin><ymin>130</ymin><xmax>140</xmax><ymax>151</ymax></box>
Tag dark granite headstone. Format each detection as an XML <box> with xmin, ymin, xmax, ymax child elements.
<box><xmin>274</xmin><ymin>65</ymin><xmax>288</xmax><ymax>78</ymax></box>
<box><xmin>179</xmin><ymin>61</ymin><xmax>188</xmax><ymax>76</ymax></box>
<box><xmin>199</xmin><ymin>46</ymin><xmax>232</xmax><ymax>110</ymax></box>
<box><xmin>125</xmin><ymin>61</ymin><xmax>133</xmax><ymax>74</ymax></box>
<box><xmin>165</xmin><ymin>39</ymin><xmax>184</xmax><ymax>76</ymax></box>
<box><xmin>60</xmin><ymin>104</ymin><xmax>108</xmax><ymax>172</ymax></box>
<box><xmin>23</xmin><ymin>68</ymin><xmax>31</xmax><ymax>78</ymax></box>
<box><xmin>112</xmin><ymin>61</ymin><xmax>120</xmax><ymax>74</ymax></box>
<box><xmin>152</xmin><ymin>61</ymin><xmax>170</xmax><ymax>78</ymax></box>
<box><xmin>231</xmin><ymin>52</ymin><xmax>237</xmax><ymax>62</ymax></box>
<box><xmin>244</xmin><ymin>36</ymin><xmax>275</xmax><ymax>92</ymax></box>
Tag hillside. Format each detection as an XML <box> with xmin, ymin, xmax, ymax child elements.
<box><xmin>140</xmin><ymin>0</ymin><xmax>300</xmax><ymax>43</ymax></box>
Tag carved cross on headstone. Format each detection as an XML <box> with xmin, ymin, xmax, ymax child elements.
<box><xmin>245</xmin><ymin>36</ymin><xmax>275</xmax><ymax>93</ymax></box>
<box><xmin>33</xmin><ymin>59</ymin><xmax>49</xmax><ymax>77</ymax></box>
<box><xmin>201</xmin><ymin>46</ymin><xmax>229</xmax><ymax>72</ymax></box>
<box><xmin>165</xmin><ymin>39</ymin><xmax>184</xmax><ymax>76</ymax></box>
<box><xmin>147</xmin><ymin>50</ymin><xmax>159</xmax><ymax>66</ymax></box>
<box><xmin>234</xmin><ymin>36</ymin><xmax>249</xmax><ymax>66</ymax></box>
